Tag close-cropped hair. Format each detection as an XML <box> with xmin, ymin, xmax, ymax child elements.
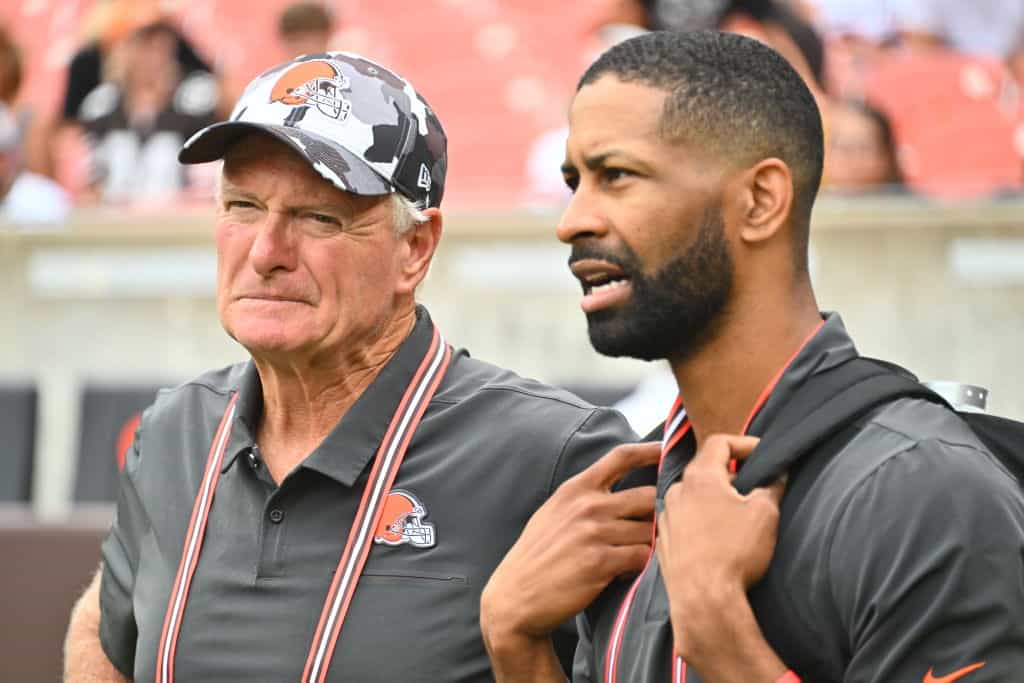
<box><xmin>579</xmin><ymin>30</ymin><xmax>824</xmax><ymax>244</ymax></box>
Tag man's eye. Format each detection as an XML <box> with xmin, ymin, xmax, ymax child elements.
<box><xmin>227</xmin><ymin>200</ymin><xmax>256</xmax><ymax>209</ymax></box>
<box><xmin>602</xmin><ymin>168</ymin><xmax>632</xmax><ymax>183</ymax></box>
<box><xmin>309</xmin><ymin>213</ymin><xmax>340</xmax><ymax>226</ymax></box>
<box><xmin>563</xmin><ymin>175</ymin><xmax>580</xmax><ymax>193</ymax></box>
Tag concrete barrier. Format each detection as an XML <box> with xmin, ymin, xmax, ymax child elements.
<box><xmin>2</xmin><ymin>197</ymin><xmax>1022</xmax><ymax>515</ymax></box>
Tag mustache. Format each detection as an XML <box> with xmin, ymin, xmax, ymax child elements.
<box><xmin>567</xmin><ymin>241</ymin><xmax>641</xmax><ymax>274</ymax></box>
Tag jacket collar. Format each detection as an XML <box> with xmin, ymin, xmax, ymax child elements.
<box><xmin>744</xmin><ymin>311</ymin><xmax>859</xmax><ymax>438</ymax></box>
<box><xmin>664</xmin><ymin>312</ymin><xmax>858</xmax><ymax>465</ymax></box>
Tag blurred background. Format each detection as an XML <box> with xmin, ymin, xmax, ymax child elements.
<box><xmin>1</xmin><ymin>0</ymin><xmax>1023</xmax><ymax>678</ymax></box>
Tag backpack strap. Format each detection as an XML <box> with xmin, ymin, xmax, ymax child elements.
<box><xmin>733</xmin><ymin>357</ymin><xmax>947</xmax><ymax>494</ymax></box>
<box><xmin>743</xmin><ymin>357</ymin><xmax>949</xmax><ymax>680</ymax></box>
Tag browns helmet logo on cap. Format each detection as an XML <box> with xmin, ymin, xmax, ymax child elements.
<box><xmin>270</xmin><ymin>60</ymin><xmax>352</xmax><ymax>120</ymax></box>
<box><xmin>373</xmin><ymin>490</ymin><xmax>435</xmax><ymax>548</ymax></box>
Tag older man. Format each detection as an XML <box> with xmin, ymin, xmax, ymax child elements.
<box><xmin>64</xmin><ymin>52</ymin><xmax>638</xmax><ymax>682</ymax></box>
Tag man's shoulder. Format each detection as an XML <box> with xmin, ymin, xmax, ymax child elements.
<box><xmin>857</xmin><ymin>397</ymin><xmax>1004</xmax><ymax>473</ymax></box>
<box><xmin>436</xmin><ymin>349</ymin><xmax>636</xmax><ymax>443</ymax></box>
<box><xmin>817</xmin><ymin>396</ymin><xmax>1022</xmax><ymax>514</ymax></box>
<box><xmin>440</xmin><ymin>349</ymin><xmax>601</xmax><ymax>413</ymax></box>
<box><xmin>142</xmin><ymin>361</ymin><xmax>250</xmax><ymax>424</ymax></box>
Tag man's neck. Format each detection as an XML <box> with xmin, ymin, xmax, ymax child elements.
<box><xmin>254</xmin><ymin>306</ymin><xmax>417</xmax><ymax>482</ymax></box>
<box><xmin>669</xmin><ymin>290</ymin><xmax>821</xmax><ymax>447</ymax></box>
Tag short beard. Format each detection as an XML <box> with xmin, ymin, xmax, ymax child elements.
<box><xmin>581</xmin><ymin>206</ymin><xmax>733</xmax><ymax>362</ymax></box>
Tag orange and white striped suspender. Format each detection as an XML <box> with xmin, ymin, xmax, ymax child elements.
<box><xmin>155</xmin><ymin>326</ymin><xmax>452</xmax><ymax>683</ymax></box>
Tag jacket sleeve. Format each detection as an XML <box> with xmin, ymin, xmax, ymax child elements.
<box><xmin>98</xmin><ymin>417</ymin><xmax>151</xmax><ymax>677</ymax></box>
<box><xmin>829</xmin><ymin>440</ymin><xmax>1024</xmax><ymax>682</ymax></box>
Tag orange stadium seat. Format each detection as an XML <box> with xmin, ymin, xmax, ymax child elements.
<box><xmin>864</xmin><ymin>51</ymin><xmax>1024</xmax><ymax>198</ymax></box>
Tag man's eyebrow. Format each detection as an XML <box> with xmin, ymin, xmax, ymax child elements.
<box><xmin>563</xmin><ymin>150</ymin><xmax>643</xmax><ymax>175</ymax></box>
<box><xmin>289</xmin><ymin>201</ymin><xmax>356</xmax><ymax>216</ymax></box>
<box><xmin>219</xmin><ymin>182</ymin><xmax>355</xmax><ymax>215</ymax></box>
<box><xmin>218</xmin><ymin>181</ymin><xmax>256</xmax><ymax>200</ymax></box>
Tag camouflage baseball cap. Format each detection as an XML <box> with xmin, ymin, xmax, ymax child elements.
<box><xmin>179</xmin><ymin>51</ymin><xmax>447</xmax><ymax>209</ymax></box>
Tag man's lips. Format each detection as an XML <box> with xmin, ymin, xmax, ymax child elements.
<box><xmin>569</xmin><ymin>258</ymin><xmax>633</xmax><ymax>313</ymax></box>
<box><xmin>237</xmin><ymin>294</ymin><xmax>310</xmax><ymax>304</ymax></box>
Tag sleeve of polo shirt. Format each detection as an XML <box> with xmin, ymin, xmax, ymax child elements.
<box><xmin>98</xmin><ymin>418</ymin><xmax>151</xmax><ymax>677</ymax></box>
<box><xmin>828</xmin><ymin>440</ymin><xmax>1024</xmax><ymax>682</ymax></box>
<box><xmin>547</xmin><ymin>407</ymin><xmax>638</xmax><ymax>493</ymax></box>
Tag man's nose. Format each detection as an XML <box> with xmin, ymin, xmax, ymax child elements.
<box><xmin>249</xmin><ymin>214</ymin><xmax>299</xmax><ymax>276</ymax></box>
<box><xmin>555</xmin><ymin>188</ymin><xmax>608</xmax><ymax>244</ymax></box>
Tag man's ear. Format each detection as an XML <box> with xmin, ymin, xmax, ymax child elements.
<box><xmin>396</xmin><ymin>207</ymin><xmax>443</xmax><ymax>295</ymax></box>
<box><xmin>736</xmin><ymin>158</ymin><xmax>793</xmax><ymax>245</ymax></box>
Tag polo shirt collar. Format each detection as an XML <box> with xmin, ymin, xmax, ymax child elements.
<box><xmin>221</xmin><ymin>306</ymin><xmax>438</xmax><ymax>484</ymax></box>
<box><xmin>221</xmin><ymin>360</ymin><xmax>264</xmax><ymax>472</ymax></box>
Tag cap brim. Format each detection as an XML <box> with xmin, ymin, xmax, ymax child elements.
<box><xmin>179</xmin><ymin>121</ymin><xmax>394</xmax><ymax>197</ymax></box>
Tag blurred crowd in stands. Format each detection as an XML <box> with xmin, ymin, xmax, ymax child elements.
<box><xmin>1</xmin><ymin>0</ymin><xmax>1024</xmax><ymax>224</ymax></box>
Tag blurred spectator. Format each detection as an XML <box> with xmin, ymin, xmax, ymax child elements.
<box><xmin>807</xmin><ymin>0</ymin><xmax>896</xmax><ymax>44</ymax></box>
<box><xmin>278</xmin><ymin>2</ymin><xmax>337</xmax><ymax>58</ymax></box>
<box><xmin>78</xmin><ymin>22</ymin><xmax>219</xmax><ymax>203</ymax></box>
<box><xmin>0</xmin><ymin>104</ymin><xmax>71</xmax><ymax>225</ymax></box>
<box><xmin>526</xmin><ymin>0</ymin><xmax>829</xmax><ymax>207</ymax></box>
<box><xmin>824</xmin><ymin>99</ymin><xmax>905</xmax><ymax>194</ymax></box>
<box><xmin>645</xmin><ymin>0</ymin><xmax>827</xmax><ymax>94</ymax></box>
<box><xmin>0</xmin><ymin>25</ymin><xmax>37</xmax><ymax>171</ymax></box>
<box><xmin>889</xmin><ymin>0</ymin><xmax>1024</xmax><ymax>63</ymax></box>
<box><xmin>809</xmin><ymin>0</ymin><xmax>1024</xmax><ymax>88</ymax></box>
<box><xmin>0</xmin><ymin>25</ymin><xmax>21</xmax><ymax>107</ymax></box>
<box><xmin>62</xmin><ymin>2</ymin><xmax>211</xmax><ymax>127</ymax></box>
<box><xmin>24</xmin><ymin>1</ymin><xmax>217</xmax><ymax>181</ymax></box>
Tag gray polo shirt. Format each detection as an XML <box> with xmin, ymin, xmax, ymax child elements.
<box><xmin>575</xmin><ymin>313</ymin><xmax>1024</xmax><ymax>682</ymax></box>
<box><xmin>100</xmin><ymin>306</ymin><xmax>635</xmax><ymax>681</ymax></box>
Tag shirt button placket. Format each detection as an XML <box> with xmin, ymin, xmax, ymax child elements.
<box><xmin>258</xmin><ymin>501</ymin><xmax>287</xmax><ymax>578</ymax></box>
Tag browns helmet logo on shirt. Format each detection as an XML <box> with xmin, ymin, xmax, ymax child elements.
<box><xmin>373</xmin><ymin>489</ymin><xmax>435</xmax><ymax>548</ymax></box>
<box><xmin>269</xmin><ymin>60</ymin><xmax>352</xmax><ymax>120</ymax></box>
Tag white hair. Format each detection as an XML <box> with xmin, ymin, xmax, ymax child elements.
<box><xmin>390</xmin><ymin>193</ymin><xmax>430</xmax><ymax>235</ymax></box>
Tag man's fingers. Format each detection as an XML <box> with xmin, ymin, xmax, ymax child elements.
<box><xmin>598</xmin><ymin>519</ymin><xmax>657</xmax><ymax>547</ymax></box>
<box><xmin>581</xmin><ymin>441</ymin><xmax>662</xmax><ymax>490</ymax></box>
<box><xmin>730</xmin><ymin>435</ymin><xmax>761</xmax><ymax>462</ymax></box>
<box><xmin>600</xmin><ymin>543</ymin><xmax>652</xmax><ymax>577</ymax></box>
<box><xmin>607</xmin><ymin>485</ymin><xmax>657</xmax><ymax>520</ymax></box>
<box><xmin>692</xmin><ymin>434</ymin><xmax>760</xmax><ymax>469</ymax></box>
<box><xmin>751</xmin><ymin>475</ymin><xmax>786</xmax><ymax>506</ymax></box>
